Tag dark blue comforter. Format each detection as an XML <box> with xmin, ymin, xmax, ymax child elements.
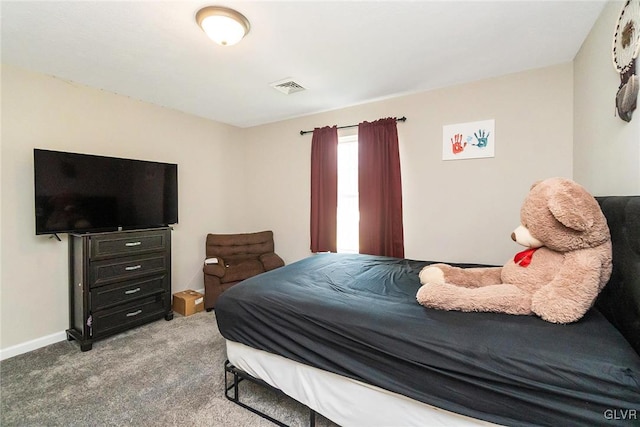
<box><xmin>215</xmin><ymin>253</ymin><xmax>640</xmax><ymax>426</ymax></box>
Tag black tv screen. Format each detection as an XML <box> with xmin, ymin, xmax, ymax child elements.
<box><xmin>34</xmin><ymin>149</ymin><xmax>178</xmax><ymax>235</ymax></box>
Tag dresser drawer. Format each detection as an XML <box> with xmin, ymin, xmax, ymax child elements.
<box><xmin>90</xmin><ymin>230</ymin><xmax>168</xmax><ymax>260</ymax></box>
<box><xmin>91</xmin><ymin>275</ymin><xmax>167</xmax><ymax>311</ymax></box>
<box><xmin>90</xmin><ymin>254</ymin><xmax>167</xmax><ymax>287</ymax></box>
<box><xmin>92</xmin><ymin>296</ymin><xmax>167</xmax><ymax>338</ymax></box>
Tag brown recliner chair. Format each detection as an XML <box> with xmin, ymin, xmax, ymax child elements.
<box><xmin>203</xmin><ymin>230</ymin><xmax>284</xmax><ymax>310</ymax></box>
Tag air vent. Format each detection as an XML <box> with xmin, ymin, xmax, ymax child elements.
<box><xmin>270</xmin><ymin>78</ymin><xmax>306</xmax><ymax>95</ymax></box>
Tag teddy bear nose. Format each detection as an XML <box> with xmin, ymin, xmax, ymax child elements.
<box><xmin>511</xmin><ymin>232</ymin><xmax>516</xmax><ymax>241</ymax></box>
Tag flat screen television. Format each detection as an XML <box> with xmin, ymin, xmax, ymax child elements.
<box><xmin>34</xmin><ymin>149</ymin><xmax>178</xmax><ymax>235</ymax></box>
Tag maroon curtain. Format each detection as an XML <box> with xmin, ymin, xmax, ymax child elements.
<box><xmin>358</xmin><ymin>118</ymin><xmax>404</xmax><ymax>258</ymax></box>
<box><xmin>310</xmin><ymin>126</ymin><xmax>338</xmax><ymax>253</ymax></box>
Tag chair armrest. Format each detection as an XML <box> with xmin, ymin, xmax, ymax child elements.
<box><xmin>203</xmin><ymin>257</ymin><xmax>226</xmax><ymax>277</ymax></box>
<box><xmin>260</xmin><ymin>252</ymin><xmax>285</xmax><ymax>271</ymax></box>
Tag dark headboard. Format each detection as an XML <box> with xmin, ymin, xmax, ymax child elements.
<box><xmin>595</xmin><ymin>196</ymin><xmax>640</xmax><ymax>356</ymax></box>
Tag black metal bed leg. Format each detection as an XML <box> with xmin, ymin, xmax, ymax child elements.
<box><xmin>224</xmin><ymin>359</ymin><xmax>319</xmax><ymax>427</ymax></box>
<box><xmin>233</xmin><ymin>371</ymin><xmax>239</xmax><ymax>401</ymax></box>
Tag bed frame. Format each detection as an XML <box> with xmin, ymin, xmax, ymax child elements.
<box><xmin>224</xmin><ymin>359</ymin><xmax>318</xmax><ymax>427</ymax></box>
<box><xmin>220</xmin><ymin>196</ymin><xmax>640</xmax><ymax>426</ymax></box>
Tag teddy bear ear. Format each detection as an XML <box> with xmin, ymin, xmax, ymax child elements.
<box><xmin>530</xmin><ymin>180</ymin><xmax>543</xmax><ymax>190</ymax></box>
<box><xmin>547</xmin><ymin>186</ymin><xmax>594</xmax><ymax>232</ymax></box>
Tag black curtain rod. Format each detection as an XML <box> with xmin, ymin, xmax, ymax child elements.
<box><xmin>299</xmin><ymin>116</ymin><xmax>407</xmax><ymax>135</ymax></box>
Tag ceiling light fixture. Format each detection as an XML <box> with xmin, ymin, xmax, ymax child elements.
<box><xmin>196</xmin><ymin>6</ymin><xmax>250</xmax><ymax>46</ymax></box>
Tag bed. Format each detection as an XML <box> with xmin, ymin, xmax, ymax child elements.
<box><xmin>215</xmin><ymin>196</ymin><xmax>640</xmax><ymax>426</ymax></box>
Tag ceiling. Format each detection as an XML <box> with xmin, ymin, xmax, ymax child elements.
<box><xmin>1</xmin><ymin>1</ymin><xmax>607</xmax><ymax>128</ymax></box>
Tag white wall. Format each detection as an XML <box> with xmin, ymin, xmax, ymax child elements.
<box><xmin>240</xmin><ymin>64</ymin><xmax>574</xmax><ymax>266</ymax></box>
<box><xmin>574</xmin><ymin>0</ymin><xmax>640</xmax><ymax>194</ymax></box>
<box><xmin>0</xmin><ymin>64</ymin><xmax>245</xmax><ymax>351</ymax></box>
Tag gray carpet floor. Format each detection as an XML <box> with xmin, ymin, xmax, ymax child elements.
<box><xmin>0</xmin><ymin>310</ymin><xmax>338</xmax><ymax>426</ymax></box>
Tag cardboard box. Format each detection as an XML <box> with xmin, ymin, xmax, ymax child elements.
<box><xmin>173</xmin><ymin>290</ymin><xmax>204</xmax><ymax>317</ymax></box>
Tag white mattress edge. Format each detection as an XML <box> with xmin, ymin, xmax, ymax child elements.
<box><xmin>225</xmin><ymin>339</ymin><xmax>498</xmax><ymax>427</ymax></box>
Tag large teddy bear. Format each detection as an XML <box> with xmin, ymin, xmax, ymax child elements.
<box><xmin>416</xmin><ymin>177</ymin><xmax>612</xmax><ymax>323</ymax></box>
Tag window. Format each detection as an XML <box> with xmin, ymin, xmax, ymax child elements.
<box><xmin>312</xmin><ymin>118</ymin><xmax>403</xmax><ymax>257</ymax></box>
<box><xmin>337</xmin><ymin>135</ymin><xmax>358</xmax><ymax>253</ymax></box>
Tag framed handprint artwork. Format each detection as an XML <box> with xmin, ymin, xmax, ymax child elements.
<box><xmin>442</xmin><ymin>119</ymin><xmax>495</xmax><ymax>160</ymax></box>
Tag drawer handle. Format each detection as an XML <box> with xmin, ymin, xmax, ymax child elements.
<box><xmin>124</xmin><ymin>287</ymin><xmax>141</xmax><ymax>295</ymax></box>
<box><xmin>126</xmin><ymin>309</ymin><xmax>143</xmax><ymax>317</ymax></box>
<box><xmin>125</xmin><ymin>265</ymin><xmax>142</xmax><ymax>271</ymax></box>
<box><xmin>125</xmin><ymin>241</ymin><xmax>142</xmax><ymax>247</ymax></box>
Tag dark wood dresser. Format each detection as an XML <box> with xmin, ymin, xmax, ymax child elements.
<box><xmin>66</xmin><ymin>227</ymin><xmax>173</xmax><ymax>351</ymax></box>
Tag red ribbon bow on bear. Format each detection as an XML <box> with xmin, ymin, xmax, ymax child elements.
<box><xmin>514</xmin><ymin>248</ymin><xmax>538</xmax><ymax>267</ymax></box>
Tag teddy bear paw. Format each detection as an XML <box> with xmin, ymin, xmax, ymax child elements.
<box><xmin>531</xmin><ymin>290</ymin><xmax>585</xmax><ymax>324</ymax></box>
<box><xmin>419</xmin><ymin>266</ymin><xmax>445</xmax><ymax>285</ymax></box>
<box><xmin>416</xmin><ymin>283</ymin><xmax>442</xmax><ymax>307</ymax></box>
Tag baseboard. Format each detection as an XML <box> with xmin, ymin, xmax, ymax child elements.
<box><xmin>1</xmin><ymin>288</ymin><xmax>207</xmax><ymax>361</ymax></box>
<box><xmin>0</xmin><ymin>330</ymin><xmax>68</xmax><ymax>361</ymax></box>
